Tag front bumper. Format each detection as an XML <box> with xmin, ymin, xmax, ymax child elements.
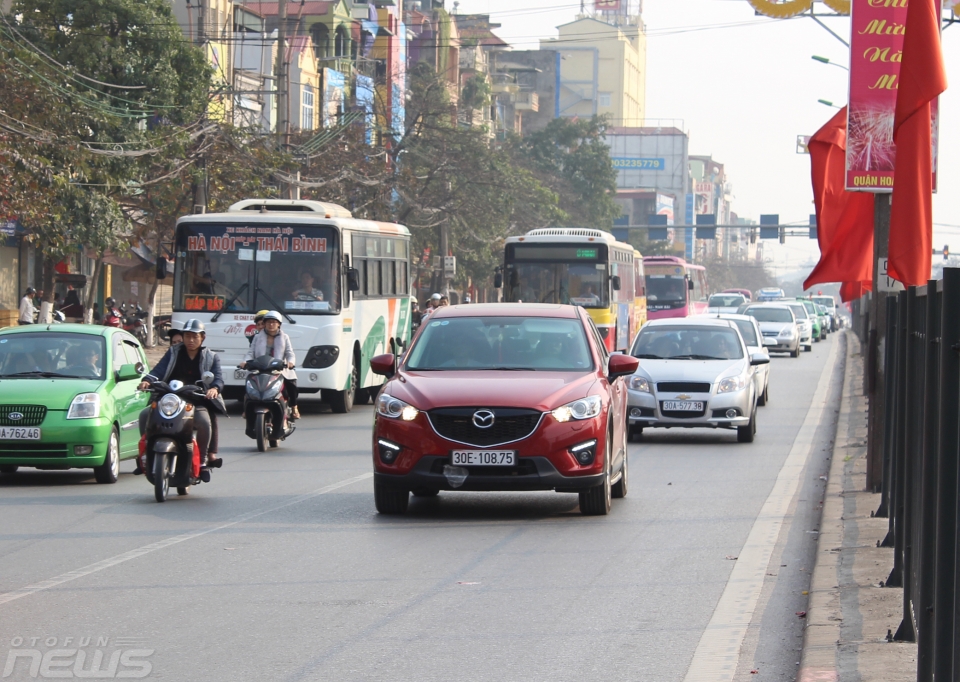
<box><xmin>627</xmin><ymin>388</ymin><xmax>752</xmax><ymax>429</ymax></box>
<box><xmin>0</xmin><ymin>414</ymin><xmax>112</xmax><ymax>468</ymax></box>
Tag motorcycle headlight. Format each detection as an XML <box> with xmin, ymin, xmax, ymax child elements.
<box><xmin>158</xmin><ymin>394</ymin><xmax>184</xmax><ymax>418</ymax></box>
<box><xmin>717</xmin><ymin>376</ymin><xmax>746</xmax><ymax>394</ymax></box>
<box><xmin>66</xmin><ymin>393</ymin><xmax>101</xmax><ymax>419</ymax></box>
<box><xmin>552</xmin><ymin>395</ymin><xmax>602</xmax><ymax>423</ymax></box>
<box><xmin>377</xmin><ymin>394</ymin><xmax>419</xmax><ymax>421</ymax></box>
<box><xmin>628</xmin><ymin>376</ymin><xmax>651</xmax><ymax>393</ymax></box>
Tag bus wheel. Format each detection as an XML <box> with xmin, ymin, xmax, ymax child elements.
<box><xmin>330</xmin><ymin>361</ymin><xmax>358</xmax><ymax>414</ymax></box>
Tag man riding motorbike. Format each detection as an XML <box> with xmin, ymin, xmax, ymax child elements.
<box><xmin>243</xmin><ymin>310</ymin><xmax>300</xmax><ymax>419</ymax></box>
<box><xmin>137</xmin><ymin>319</ymin><xmax>226</xmax><ymax>470</ymax></box>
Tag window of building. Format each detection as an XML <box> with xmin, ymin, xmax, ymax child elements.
<box><xmin>598</xmin><ymin>92</ymin><xmax>612</xmax><ymax>108</ymax></box>
<box><xmin>302</xmin><ymin>85</ymin><xmax>315</xmax><ymax>131</ymax></box>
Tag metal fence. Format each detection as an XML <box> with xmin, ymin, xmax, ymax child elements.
<box><xmin>878</xmin><ymin>267</ymin><xmax>960</xmax><ymax>681</ymax></box>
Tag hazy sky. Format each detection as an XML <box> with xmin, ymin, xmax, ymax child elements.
<box><xmin>454</xmin><ymin>0</ymin><xmax>960</xmax><ymax>275</ymax></box>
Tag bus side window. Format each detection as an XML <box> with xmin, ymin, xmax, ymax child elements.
<box><xmin>699</xmin><ymin>270</ymin><xmax>708</xmax><ymax>300</ymax></box>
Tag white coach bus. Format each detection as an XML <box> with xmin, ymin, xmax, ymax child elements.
<box><xmin>171</xmin><ymin>199</ymin><xmax>412</xmax><ymax>412</ymax></box>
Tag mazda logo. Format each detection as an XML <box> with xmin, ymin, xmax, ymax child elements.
<box><xmin>472</xmin><ymin>409</ymin><xmax>496</xmax><ymax>429</ymax></box>
<box><xmin>7</xmin><ymin>412</ymin><xmax>22</xmax><ymax>421</ymax></box>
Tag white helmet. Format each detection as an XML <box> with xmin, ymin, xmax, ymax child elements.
<box><xmin>263</xmin><ymin>311</ymin><xmax>283</xmax><ymax>324</ymax></box>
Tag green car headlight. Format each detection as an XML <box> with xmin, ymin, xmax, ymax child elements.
<box><xmin>67</xmin><ymin>393</ymin><xmax>101</xmax><ymax>420</ymax></box>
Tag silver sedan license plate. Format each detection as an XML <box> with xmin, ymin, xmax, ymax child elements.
<box><xmin>0</xmin><ymin>427</ymin><xmax>40</xmax><ymax>440</ymax></box>
<box><xmin>662</xmin><ymin>401</ymin><xmax>703</xmax><ymax>412</ymax></box>
<box><xmin>451</xmin><ymin>450</ymin><xmax>516</xmax><ymax>466</ymax></box>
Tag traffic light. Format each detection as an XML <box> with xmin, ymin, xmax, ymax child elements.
<box><xmin>944</xmin><ymin>244</ymin><xmax>950</xmax><ymax>261</ymax></box>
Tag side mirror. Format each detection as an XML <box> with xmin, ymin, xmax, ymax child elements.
<box><xmin>116</xmin><ymin>363</ymin><xmax>141</xmax><ymax>382</ymax></box>
<box><xmin>608</xmin><ymin>354</ymin><xmax>639</xmax><ymax>379</ymax></box>
<box><xmin>201</xmin><ymin>370</ymin><xmax>215</xmax><ymax>385</ymax></box>
<box><xmin>611</xmin><ymin>275</ymin><xmax>621</xmax><ymax>291</ymax></box>
<box><xmin>155</xmin><ymin>256</ymin><xmax>168</xmax><ymax>281</ymax></box>
<box><xmin>347</xmin><ymin>268</ymin><xmax>361</xmax><ymax>292</ymax></box>
<box><xmin>750</xmin><ymin>353</ymin><xmax>770</xmax><ymax>366</ymax></box>
<box><xmin>494</xmin><ymin>271</ymin><xmax>503</xmax><ymax>289</ymax></box>
<box><xmin>370</xmin><ymin>353</ymin><xmax>396</xmax><ymax>378</ymax></box>
<box><xmin>687</xmin><ymin>278</ymin><xmax>694</xmax><ymax>290</ymax></box>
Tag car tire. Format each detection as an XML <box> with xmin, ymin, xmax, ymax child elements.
<box><xmin>94</xmin><ymin>429</ymin><xmax>120</xmax><ymax>484</ymax></box>
<box><xmin>804</xmin><ymin>344</ymin><xmax>812</xmax><ymax>352</ymax></box>
<box><xmin>612</xmin><ymin>450</ymin><xmax>628</xmax><ymax>499</ymax></box>
<box><xmin>412</xmin><ymin>488</ymin><xmax>439</xmax><ymax>497</ymax></box>
<box><xmin>354</xmin><ymin>388</ymin><xmax>372</xmax><ymax>406</ymax></box>
<box><xmin>628</xmin><ymin>425</ymin><xmax>643</xmax><ymax>442</ymax></box>
<box><xmin>757</xmin><ymin>383</ymin><xmax>767</xmax><ymax>407</ymax></box>
<box><xmin>331</xmin><ymin>360</ymin><xmax>358</xmax><ymax>414</ymax></box>
<box><xmin>0</xmin><ymin>465</ymin><xmax>18</xmax><ymax>474</ymax></box>
<box><xmin>579</xmin><ymin>434</ymin><xmax>612</xmax><ymax>516</ymax></box>
<box><xmin>374</xmin><ymin>478</ymin><xmax>409</xmax><ymax>514</ymax></box>
<box><xmin>790</xmin><ymin>347</ymin><xmax>800</xmax><ymax>358</ymax></box>
<box><xmin>737</xmin><ymin>407</ymin><xmax>757</xmax><ymax>443</ymax></box>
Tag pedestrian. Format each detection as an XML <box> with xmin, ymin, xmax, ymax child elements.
<box><xmin>439</xmin><ymin>296</ymin><xmax>449</xmax><ymax>307</ymax></box>
<box><xmin>18</xmin><ymin>287</ymin><xmax>36</xmax><ymax>325</ymax></box>
<box><xmin>463</xmin><ymin>294</ymin><xmax>471</xmax><ymax>304</ymax></box>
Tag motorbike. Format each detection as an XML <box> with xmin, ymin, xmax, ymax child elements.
<box><xmin>102</xmin><ymin>306</ymin><xmax>122</xmax><ymax>328</ymax></box>
<box><xmin>139</xmin><ymin>372</ymin><xmax>221</xmax><ymax>502</ymax></box>
<box><xmin>120</xmin><ymin>303</ymin><xmax>149</xmax><ymax>342</ymax></box>
<box><xmin>241</xmin><ymin>355</ymin><xmax>295</xmax><ymax>452</ymax></box>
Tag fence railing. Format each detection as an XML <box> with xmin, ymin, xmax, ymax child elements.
<box><xmin>879</xmin><ymin>267</ymin><xmax>960</xmax><ymax>681</ymax></box>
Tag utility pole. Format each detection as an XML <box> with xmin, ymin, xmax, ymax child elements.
<box><xmin>866</xmin><ymin>194</ymin><xmax>891</xmax><ymax>492</ymax></box>
<box><xmin>275</xmin><ymin>0</ymin><xmax>289</xmax><ymax>166</ymax></box>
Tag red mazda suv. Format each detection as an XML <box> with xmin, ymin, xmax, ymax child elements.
<box><xmin>369</xmin><ymin>303</ymin><xmax>639</xmax><ymax>515</ymax></box>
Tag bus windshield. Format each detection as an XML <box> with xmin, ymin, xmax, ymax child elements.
<box><xmin>504</xmin><ymin>244</ymin><xmax>609</xmax><ymax>308</ymax></box>
<box><xmin>174</xmin><ymin>223</ymin><xmax>340</xmax><ymax>314</ymax></box>
<box><xmin>644</xmin><ymin>266</ymin><xmax>687</xmax><ymax>310</ymax></box>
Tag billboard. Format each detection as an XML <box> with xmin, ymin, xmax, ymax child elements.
<box><xmin>846</xmin><ymin>0</ymin><xmax>940</xmax><ymax>191</ymax></box>
<box><xmin>594</xmin><ymin>0</ymin><xmax>621</xmax><ymax>9</ymax></box>
<box><xmin>322</xmin><ymin>68</ymin><xmax>345</xmax><ymax>128</ymax></box>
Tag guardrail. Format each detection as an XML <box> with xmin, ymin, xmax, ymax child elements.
<box><xmin>878</xmin><ymin>267</ymin><xmax>960</xmax><ymax>681</ymax></box>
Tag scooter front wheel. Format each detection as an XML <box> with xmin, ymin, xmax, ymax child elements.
<box><xmin>153</xmin><ymin>453</ymin><xmax>170</xmax><ymax>502</ymax></box>
<box><xmin>255</xmin><ymin>412</ymin><xmax>267</xmax><ymax>452</ymax></box>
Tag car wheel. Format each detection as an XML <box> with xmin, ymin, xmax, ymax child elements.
<box><xmin>790</xmin><ymin>347</ymin><xmax>800</xmax><ymax>358</ymax></box>
<box><xmin>354</xmin><ymin>387</ymin><xmax>372</xmax><ymax>406</ymax></box>
<box><xmin>757</xmin><ymin>383</ymin><xmax>767</xmax><ymax>406</ymax></box>
<box><xmin>94</xmin><ymin>428</ymin><xmax>120</xmax><ymax>484</ymax></box>
<box><xmin>737</xmin><ymin>407</ymin><xmax>757</xmax><ymax>443</ymax></box>
<box><xmin>579</xmin><ymin>433</ymin><xmax>612</xmax><ymax>515</ymax></box>
<box><xmin>628</xmin><ymin>425</ymin><xmax>643</xmax><ymax>442</ymax></box>
<box><xmin>374</xmin><ymin>478</ymin><xmax>409</xmax><ymax>514</ymax></box>
<box><xmin>331</xmin><ymin>360</ymin><xmax>358</xmax><ymax>414</ymax></box>
<box><xmin>612</xmin><ymin>449</ymin><xmax>628</xmax><ymax>499</ymax></box>
<box><xmin>412</xmin><ymin>488</ymin><xmax>439</xmax><ymax>497</ymax></box>
<box><xmin>0</xmin><ymin>465</ymin><xmax>18</xmax><ymax>474</ymax></box>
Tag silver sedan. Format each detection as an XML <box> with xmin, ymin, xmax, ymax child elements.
<box><xmin>626</xmin><ymin>318</ymin><xmax>770</xmax><ymax>443</ymax></box>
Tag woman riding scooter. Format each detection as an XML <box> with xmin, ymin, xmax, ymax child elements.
<box><xmin>243</xmin><ymin>311</ymin><xmax>300</xmax><ymax>420</ymax></box>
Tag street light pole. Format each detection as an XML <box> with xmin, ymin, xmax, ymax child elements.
<box><xmin>811</xmin><ymin>55</ymin><xmax>850</xmax><ymax>71</ymax></box>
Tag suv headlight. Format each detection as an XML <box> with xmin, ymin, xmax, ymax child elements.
<box><xmin>67</xmin><ymin>393</ymin><xmax>101</xmax><ymax>420</ymax></box>
<box><xmin>552</xmin><ymin>395</ymin><xmax>602</xmax><ymax>422</ymax></box>
<box><xmin>717</xmin><ymin>376</ymin><xmax>746</xmax><ymax>394</ymax></box>
<box><xmin>377</xmin><ymin>394</ymin><xmax>419</xmax><ymax>421</ymax></box>
<box><xmin>628</xmin><ymin>376</ymin><xmax>651</xmax><ymax>393</ymax></box>
<box><xmin>158</xmin><ymin>394</ymin><xmax>184</xmax><ymax>418</ymax></box>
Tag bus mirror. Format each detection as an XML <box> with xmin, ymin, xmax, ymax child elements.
<box><xmin>688</xmin><ymin>278</ymin><xmax>694</xmax><ymax>291</ymax></box>
<box><xmin>611</xmin><ymin>275</ymin><xmax>621</xmax><ymax>291</ymax></box>
<box><xmin>347</xmin><ymin>268</ymin><xmax>361</xmax><ymax>292</ymax></box>
<box><xmin>155</xmin><ymin>256</ymin><xmax>168</xmax><ymax>281</ymax></box>
<box><xmin>494</xmin><ymin>271</ymin><xmax>503</xmax><ymax>289</ymax></box>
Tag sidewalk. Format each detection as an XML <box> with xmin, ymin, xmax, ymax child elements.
<box><xmin>798</xmin><ymin>332</ymin><xmax>917</xmax><ymax>681</ymax></box>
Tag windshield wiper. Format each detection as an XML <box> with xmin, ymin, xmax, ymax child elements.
<box><xmin>0</xmin><ymin>371</ymin><xmax>87</xmax><ymax>378</ymax></box>
<box><xmin>211</xmin><ymin>283</ymin><xmax>249</xmax><ymax>323</ymax></box>
<box><xmin>256</xmin><ymin>287</ymin><xmax>296</xmax><ymax>324</ymax></box>
<box><xmin>669</xmin><ymin>354</ymin><xmax>722</xmax><ymax>361</ymax></box>
<box><xmin>633</xmin><ymin>353</ymin><xmax>663</xmax><ymax>359</ymax></box>
<box><xmin>478</xmin><ymin>366</ymin><xmax>536</xmax><ymax>371</ymax></box>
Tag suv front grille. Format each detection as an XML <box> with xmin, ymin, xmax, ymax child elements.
<box><xmin>0</xmin><ymin>405</ymin><xmax>47</xmax><ymax>426</ymax></box>
<box><xmin>427</xmin><ymin>408</ymin><xmax>542</xmax><ymax>447</ymax></box>
<box><xmin>656</xmin><ymin>382</ymin><xmax>711</xmax><ymax>394</ymax></box>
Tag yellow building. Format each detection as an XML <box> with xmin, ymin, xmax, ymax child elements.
<box><xmin>540</xmin><ymin>16</ymin><xmax>646</xmax><ymax>126</ymax></box>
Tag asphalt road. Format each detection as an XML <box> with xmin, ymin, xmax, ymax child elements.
<box><xmin>0</xmin><ymin>333</ymin><xmax>844</xmax><ymax>682</ymax></box>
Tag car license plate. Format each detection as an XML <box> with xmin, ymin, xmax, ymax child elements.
<box><xmin>662</xmin><ymin>401</ymin><xmax>703</xmax><ymax>412</ymax></box>
<box><xmin>234</xmin><ymin>369</ymin><xmax>248</xmax><ymax>380</ymax></box>
<box><xmin>451</xmin><ymin>450</ymin><xmax>516</xmax><ymax>466</ymax></box>
<box><xmin>0</xmin><ymin>427</ymin><xmax>40</xmax><ymax>440</ymax></box>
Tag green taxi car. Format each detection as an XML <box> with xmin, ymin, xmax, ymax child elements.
<box><xmin>798</xmin><ymin>299</ymin><xmax>823</xmax><ymax>341</ymax></box>
<box><xmin>0</xmin><ymin>325</ymin><xmax>150</xmax><ymax>482</ymax></box>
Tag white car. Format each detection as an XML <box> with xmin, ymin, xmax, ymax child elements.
<box><xmin>716</xmin><ymin>313</ymin><xmax>770</xmax><ymax>406</ymax></box>
<box><xmin>742</xmin><ymin>304</ymin><xmax>800</xmax><ymax>358</ymax></box>
<box><xmin>706</xmin><ymin>293</ymin><xmax>747</xmax><ymax>315</ymax></box>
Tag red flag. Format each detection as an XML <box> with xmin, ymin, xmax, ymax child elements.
<box><xmin>887</xmin><ymin>0</ymin><xmax>947</xmax><ymax>286</ymax></box>
<box><xmin>804</xmin><ymin>107</ymin><xmax>875</xmax><ymax>299</ymax></box>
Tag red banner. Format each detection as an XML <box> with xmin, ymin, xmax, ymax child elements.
<box><xmin>846</xmin><ymin>0</ymin><xmax>939</xmax><ymax>192</ymax></box>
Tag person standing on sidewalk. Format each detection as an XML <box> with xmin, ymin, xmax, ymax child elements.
<box><xmin>18</xmin><ymin>288</ymin><xmax>36</xmax><ymax>325</ymax></box>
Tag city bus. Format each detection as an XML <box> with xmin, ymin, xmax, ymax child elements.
<box><xmin>171</xmin><ymin>199</ymin><xmax>412</xmax><ymax>412</ymax></box>
<box><xmin>642</xmin><ymin>255</ymin><xmax>708</xmax><ymax>320</ymax></box>
<box><xmin>500</xmin><ymin>228</ymin><xmax>645</xmax><ymax>351</ymax></box>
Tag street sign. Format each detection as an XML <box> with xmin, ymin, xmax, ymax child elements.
<box><xmin>878</xmin><ymin>258</ymin><xmax>905</xmax><ymax>293</ymax></box>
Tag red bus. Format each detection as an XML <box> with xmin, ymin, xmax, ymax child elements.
<box><xmin>642</xmin><ymin>256</ymin><xmax>708</xmax><ymax>320</ymax></box>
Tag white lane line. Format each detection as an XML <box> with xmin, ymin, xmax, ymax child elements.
<box><xmin>683</xmin><ymin>339</ymin><xmax>840</xmax><ymax>682</ymax></box>
<box><xmin>0</xmin><ymin>472</ymin><xmax>373</xmax><ymax>607</ymax></box>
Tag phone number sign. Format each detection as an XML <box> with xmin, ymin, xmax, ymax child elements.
<box><xmin>611</xmin><ymin>157</ymin><xmax>664</xmax><ymax>171</ymax></box>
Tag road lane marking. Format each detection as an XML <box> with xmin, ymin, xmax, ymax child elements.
<box><xmin>683</xmin><ymin>338</ymin><xmax>841</xmax><ymax>682</ymax></box>
<box><xmin>0</xmin><ymin>472</ymin><xmax>373</xmax><ymax>607</ymax></box>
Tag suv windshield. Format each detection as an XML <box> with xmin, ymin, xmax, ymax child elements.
<box><xmin>631</xmin><ymin>326</ymin><xmax>744</xmax><ymax>360</ymax></box>
<box><xmin>406</xmin><ymin>317</ymin><xmax>593</xmax><ymax>371</ymax></box>
<box><xmin>746</xmin><ymin>307</ymin><xmax>794</xmax><ymax>323</ymax></box>
<box><xmin>0</xmin><ymin>333</ymin><xmax>107</xmax><ymax>379</ymax></box>
<box><xmin>813</xmin><ymin>296</ymin><xmax>836</xmax><ymax>310</ymax></box>
<box><xmin>729</xmin><ymin>319</ymin><xmax>758</xmax><ymax>346</ymax></box>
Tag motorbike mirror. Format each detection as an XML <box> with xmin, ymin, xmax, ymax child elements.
<box><xmin>201</xmin><ymin>371</ymin><xmax>215</xmax><ymax>386</ymax></box>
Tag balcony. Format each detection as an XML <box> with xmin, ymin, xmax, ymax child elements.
<box><xmin>491</xmin><ymin>82</ymin><xmax>519</xmax><ymax>94</ymax></box>
<box><xmin>514</xmin><ymin>91</ymin><xmax>539</xmax><ymax>112</ymax></box>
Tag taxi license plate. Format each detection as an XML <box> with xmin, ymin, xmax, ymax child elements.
<box><xmin>451</xmin><ymin>450</ymin><xmax>516</xmax><ymax>466</ymax></box>
<box><xmin>234</xmin><ymin>369</ymin><xmax>248</xmax><ymax>380</ymax></box>
<box><xmin>662</xmin><ymin>401</ymin><xmax>703</xmax><ymax>412</ymax></box>
<box><xmin>0</xmin><ymin>427</ymin><xmax>40</xmax><ymax>440</ymax></box>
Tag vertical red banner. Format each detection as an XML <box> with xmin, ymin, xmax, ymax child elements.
<box><xmin>847</xmin><ymin>0</ymin><xmax>940</xmax><ymax>192</ymax></box>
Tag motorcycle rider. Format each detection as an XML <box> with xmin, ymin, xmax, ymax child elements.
<box><xmin>243</xmin><ymin>310</ymin><xmax>299</xmax><ymax>420</ymax></box>
<box><xmin>247</xmin><ymin>309</ymin><xmax>269</xmax><ymax>346</ymax></box>
<box><xmin>137</xmin><ymin>319</ymin><xmax>225</xmax><ymax>470</ymax></box>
